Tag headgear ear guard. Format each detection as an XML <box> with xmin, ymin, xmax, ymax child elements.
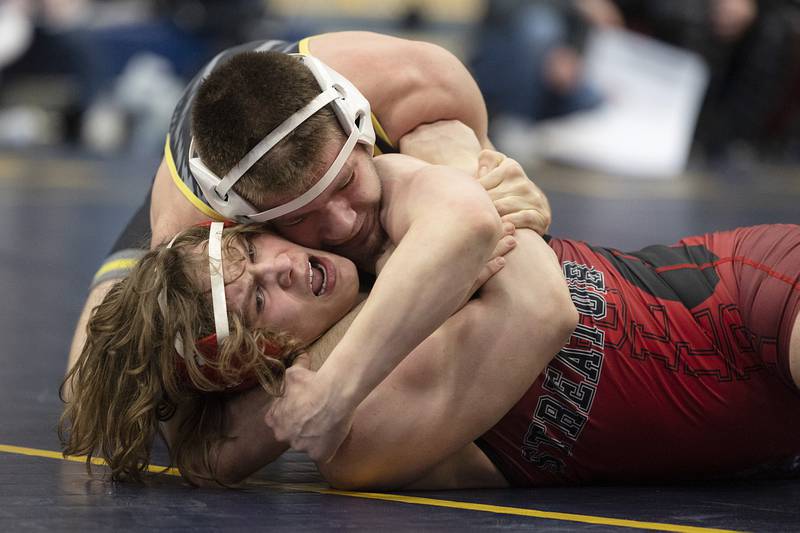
<box><xmin>189</xmin><ymin>54</ymin><xmax>376</xmax><ymax>223</ymax></box>
<box><xmin>158</xmin><ymin>221</ymin><xmax>281</xmax><ymax>392</ymax></box>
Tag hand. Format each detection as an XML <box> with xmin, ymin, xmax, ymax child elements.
<box><xmin>264</xmin><ymin>359</ymin><xmax>354</xmax><ymax>463</ymax></box>
<box><xmin>477</xmin><ymin>150</ymin><xmax>552</xmax><ymax>235</ymax></box>
<box><xmin>398</xmin><ymin>120</ymin><xmax>482</xmax><ymax>176</ymax></box>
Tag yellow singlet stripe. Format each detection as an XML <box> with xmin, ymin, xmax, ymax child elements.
<box><xmin>298</xmin><ymin>37</ymin><xmax>312</xmax><ymax>55</ymax></box>
<box><xmin>92</xmin><ymin>258</ymin><xmax>140</xmax><ymax>281</ymax></box>
<box><xmin>0</xmin><ymin>443</ymin><xmax>740</xmax><ymax>532</ymax></box>
<box><xmin>163</xmin><ymin>136</ymin><xmax>226</xmax><ymax>221</ymax></box>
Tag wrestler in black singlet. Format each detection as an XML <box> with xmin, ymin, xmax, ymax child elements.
<box><xmin>92</xmin><ymin>37</ymin><xmax>396</xmax><ymax>287</ymax></box>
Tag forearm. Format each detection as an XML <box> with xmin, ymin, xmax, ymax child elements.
<box><xmin>323</xmin><ymin>231</ymin><xmax>577</xmax><ymax>489</ymax></box>
<box><xmin>164</xmin><ymin>388</ymin><xmax>287</xmax><ymax>486</ymax></box>
<box><xmin>317</xmin><ymin>175</ymin><xmax>502</xmax><ymax>411</ymax></box>
<box><xmin>317</xmin><ymin>214</ymin><xmax>501</xmax><ymax>410</ymax></box>
<box><xmin>397</xmin><ymin>120</ymin><xmax>483</xmax><ymax>176</ymax></box>
<box><xmin>213</xmin><ymin>389</ymin><xmax>288</xmax><ymax>485</ymax></box>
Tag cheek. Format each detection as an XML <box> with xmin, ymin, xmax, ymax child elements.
<box><xmin>294</xmin><ymin>308</ymin><xmax>330</xmax><ymax>344</ymax></box>
<box><xmin>352</xmin><ymin>178</ymin><xmax>380</xmax><ymax>206</ymax></box>
<box><xmin>265</xmin><ymin>297</ymin><xmax>303</xmax><ymax>333</ymax></box>
<box><xmin>275</xmin><ymin>223</ymin><xmax>320</xmax><ymax>248</ymax></box>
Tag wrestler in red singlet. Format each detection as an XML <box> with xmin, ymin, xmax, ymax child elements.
<box><xmin>478</xmin><ymin>224</ymin><xmax>800</xmax><ymax>486</ymax></box>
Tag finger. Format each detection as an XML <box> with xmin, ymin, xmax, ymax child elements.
<box><xmin>477</xmin><ymin>149</ymin><xmax>504</xmax><ymax>178</ymax></box>
<box><xmin>480</xmin><ymin>157</ymin><xmax>523</xmax><ymax>191</ymax></box>
<box><xmin>492</xmin><ymin>196</ymin><xmax>523</xmax><ymax>218</ymax></box>
<box><xmin>502</xmin><ymin>221</ymin><xmax>516</xmax><ymax>236</ymax></box>
<box><xmin>501</xmin><ymin>211</ymin><xmax>550</xmax><ymax>234</ymax></box>
<box><xmin>490</xmin><ymin>235</ymin><xmax>517</xmax><ymax>260</ymax></box>
<box><xmin>492</xmin><ymin>196</ymin><xmax>546</xmax><ymax>218</ymax></box>
<box><xmin>471</xmin><ymin>257</ymin><xmax>506</xmax><ymax>293</ymax></box>
<box><xmin>478</xmin><ymin>166</ymin><xmax>506</xmax><ymax>190</ymax></box>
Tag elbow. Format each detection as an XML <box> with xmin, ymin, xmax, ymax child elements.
<box><xmin>550</xmin><ymin>289</ymin><xmax>579</xmax><ymax>347</ymax></box>
<box><xmin>461</xmin><ymin>201</ymin><xmax>503</xmax><ymax>250</ymax></box>
<box><xmin>320</xmin><ymin>461</ymin><xmax>374</xmax><ymax>492</ymax></box>
<box><xmin>529</xmin><ymin>284</ymin><xmax>578</xmax><ymax>351</ymax></box>
<box><xmin>211</xmin><ymin>462</ymin><xmax>249</xmax><ymax>488</ymax></box>
<box><xmin>558</xmin><ymin>300</ymin><xmax>580</xmax><ymax>346</ymax></box>
<box><xmin>320</xmin><ymin>455</ymin><xmax>401</xmax><ymax>492</ymax></box>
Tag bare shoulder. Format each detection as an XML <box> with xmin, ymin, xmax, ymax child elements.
<box><xmin>308</xmin><ymin>31</ymin><xmax>439</xmax><ymax>68</ymax></box>
<box><xmin>373</xmin><ymin>155</ymin><xmax>439</xmax><ymax>208</ymax></box>
<box><xmin>373</xmin><ymin>153</ymin><xmax>428</xmax><ymax>181</ymax></box>
<box><xmin>307</xmin><ymin>32</ymin><xmax>458</xmax><ymax>142</ymax></box>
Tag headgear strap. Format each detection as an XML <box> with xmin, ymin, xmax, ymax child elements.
<box><xmin>157</xmin><ymin>222</ymin><xmax>231</xmax><ymax>366</ymax></box>
<box><xmin>156</xmin><ymin>222</ymin><xmax>281</xmax><ymax>391</ymax></box>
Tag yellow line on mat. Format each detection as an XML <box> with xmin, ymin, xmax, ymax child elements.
<box><xmin>0</xmin><ymin>444</ymin><xmax>181</xmax><ymax>476</ymax></box>
<box><xmin>0</xmin><ymin>444</ymin><xmax>739</xmax><ymax>533</ymax></box>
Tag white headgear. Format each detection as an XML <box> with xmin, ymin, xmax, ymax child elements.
<box><xmin>157</xmin><ymin>221</ymin><xmax>229</xmax><ymax>364</ymax></box>
<box><xmin>189</xmin><ymin>54</ymin><xmax>376</xmax><ymax>223</ymax></box>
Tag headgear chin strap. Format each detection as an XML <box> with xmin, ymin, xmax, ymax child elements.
<box><xmin>158</xmin><ymin>221</ymin><xmax>277</xmax><ymax>391</ymax></box>
<box><xmin>189</xmin><ymin>54</ymin><xmax>376</xmax><ymax>223</ymax></box>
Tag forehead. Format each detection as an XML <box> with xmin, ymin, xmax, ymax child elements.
<box><xmin>269</xmin><ymin>148</ymin><xmax>369</xmax><ymax>219</ymax></box>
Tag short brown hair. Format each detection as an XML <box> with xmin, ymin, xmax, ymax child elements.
<box><xmin>191</xmin><ymin>52</ymin><xmax>341</xmax><ymax>207</ymax></box>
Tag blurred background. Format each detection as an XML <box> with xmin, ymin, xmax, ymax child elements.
<box><xmin>1</xmin><ymin>0</ymin><xmax>798</xmax><ymax>164</ymax></box>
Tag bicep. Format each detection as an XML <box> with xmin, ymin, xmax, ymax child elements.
<box><xmin>383</xmin><ymin>41</ymin><xmax>489</xmax><ymax>146</ymax></box>
<box><xmin>321</xmin><ymin>232</ymin><xmax>575</xmax><ymax>490</ymax></box>
<box><xmin>321</xmin><ymin>303</ymin><xmax>523</xmax><ymax>489</ymax></box>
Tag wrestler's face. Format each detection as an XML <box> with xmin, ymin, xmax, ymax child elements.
<box><xmin>199</xmin><ymin>231</ymin><xmax>360</xmax><ymax>346</ymax></box>
<box><xmin>265</xmin><ymin>141</ymin><xmax>385</xmax><ymax>272</ymax></box>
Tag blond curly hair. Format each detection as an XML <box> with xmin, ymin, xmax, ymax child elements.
<box><xmin>60</xmin><ymin>224</ymin><xmax>301</xmax><ymax>484</ymax></box>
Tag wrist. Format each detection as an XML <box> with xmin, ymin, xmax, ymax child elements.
<box><xmin>314</xmin><ymin>363</ymin><xmax>363</xmax><ymax>417</ymax></box>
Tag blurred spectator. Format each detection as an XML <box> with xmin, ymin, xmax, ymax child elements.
<box><xmin>609</xmin><ymin>0</ymin><xmax>800</xmax><ymax>160</ymax></box>
<box><xmin>469</xmin><ymin>0</ymin><xmax>608</xmax><ymax>133</ymax></box>
<box><xmin>0</xmin><ymin>0</ymin><xmax>269</xmax><ymax>154</ymax></box>
<box><xmin>153</xmin><ymin>0</ymin><xmax>268</xmax><ymax>53</ymax></box>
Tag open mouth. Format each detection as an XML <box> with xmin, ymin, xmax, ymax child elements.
<box><xmin>308</xmin><ymin>258</ymin><xmax>328</xmax><ymax>296</ymax></box>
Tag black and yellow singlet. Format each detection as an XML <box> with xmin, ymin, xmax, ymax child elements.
<box><xmin>91</xmin><ymin>36</ymin><xmax>396</xmax><ymax>287</ymax></box>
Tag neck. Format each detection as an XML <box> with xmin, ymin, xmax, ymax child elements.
<box><xmin>306</xmin><ymin>294</ymin><xmax>368</xmax><ymax>371</ymax></box>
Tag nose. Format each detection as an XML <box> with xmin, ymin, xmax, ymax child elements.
<box><xmin>321</xmin><ymin>195</ymin><xmax>357</xmax><ymax>244</ymax></box>
<box><xmin>248</xmin><ymin>253</ymin><xmax>294</xmax><ymax>289</ymax></box>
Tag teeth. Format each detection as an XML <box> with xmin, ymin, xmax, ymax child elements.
<box><xmin>308</xmin><ymin>259</ymin><xmax>328</xmax><ymax>296</ymax></box>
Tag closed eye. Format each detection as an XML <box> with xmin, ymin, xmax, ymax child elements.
<box><xmin>275</xmin><ymin>215</ymin><xmax>305</xmax><ymax>227</ymax></box>
<box><xmin>338</xmin><ymin>171</ymin><xmax>355</xmax><ymax>190</ymax></box>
